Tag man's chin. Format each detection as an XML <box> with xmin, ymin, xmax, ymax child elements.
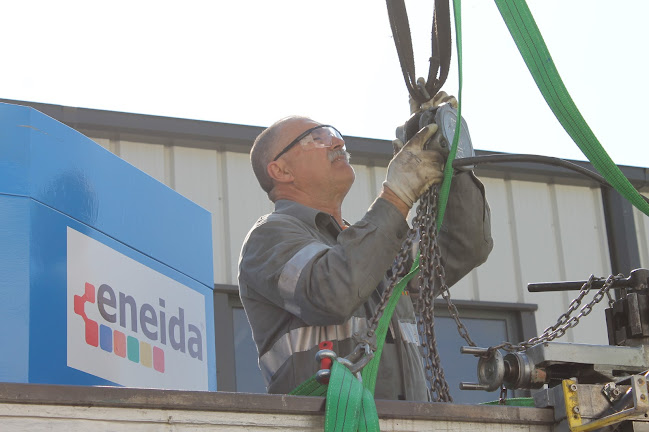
<box><xmin>342</xmin><ymin>166</ymin><xmax>356</xmax><ymax>185</ymax></box>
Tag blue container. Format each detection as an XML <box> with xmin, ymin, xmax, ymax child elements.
<box><xmin>0</xmin><ymin>102</ymin><xmax>216</xmax><ymax>391</ymax></box>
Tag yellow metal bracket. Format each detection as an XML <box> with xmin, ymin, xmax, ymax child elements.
<box><xmin>563</xmin><ymin>379</ymin><xmax>582</xmax><ymax>430</ymax></box>
<box><xmin>564</xmin><ymin>376</ymin><xmax>649</xmax><ymax>432</ymax></box>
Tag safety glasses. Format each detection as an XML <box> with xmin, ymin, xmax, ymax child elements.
<box><xmin>273</xmin><ymin>125</ymin><xmax>343</xmax><ymax>161</ymax></box>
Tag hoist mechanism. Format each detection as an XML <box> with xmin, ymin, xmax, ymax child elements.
<box><xmin>397</xmin><ymin>103</ymin><xmax>475</xmax><ymax>171</ymax></box>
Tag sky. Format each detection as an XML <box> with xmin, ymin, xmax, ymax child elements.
<box><xmin>2</xmin><ymin>0</ymin><xmax>649</xmax><ymax>168</ymax></box>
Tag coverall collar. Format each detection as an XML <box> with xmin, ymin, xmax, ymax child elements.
<box><xmin>274</xmin><ymin>199</ymin><xmax>345</xmax><ymax>237</ymax></box>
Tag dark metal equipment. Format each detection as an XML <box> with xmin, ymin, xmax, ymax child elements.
<box><xmin>605</xmin><ymin>269</ymin><xmax>649</xmax><ymax>347</ymax></box>
<box><xmin>460</xmin><ymin>269</ymin><xmax>649</xmax><ymax>431</ymax></box>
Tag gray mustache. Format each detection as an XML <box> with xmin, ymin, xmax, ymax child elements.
<box><xmin>328</xmin><ymin>149</ymin><xmax>351</xmax><ymax>163</ymax></box>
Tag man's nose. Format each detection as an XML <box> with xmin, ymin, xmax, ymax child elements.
<box><xmin>331</xmin><ymin>136</ymin><xmax>345</xmax><ymax>149</ymax></box>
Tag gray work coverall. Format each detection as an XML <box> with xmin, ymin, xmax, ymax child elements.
<box><xmin>238</xmin><ymin>171</ymin><xmax>493</xmax><ymax>400</ymax></box>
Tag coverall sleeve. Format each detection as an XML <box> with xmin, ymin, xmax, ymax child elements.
<box><xmin>436</xmin><ymin>170</ymin><xmax>493</xmax><ymax>290</ymax></box>
<box><xmin>239</xmin><ymin>198</ymin><xmax>409</xmax><ymax>326</ymax></box>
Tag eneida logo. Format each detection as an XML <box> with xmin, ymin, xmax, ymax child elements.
<box><xmin>74</xmin><ymin>282</ymin><xmax>204</xmax><ymax>374</ymax></box>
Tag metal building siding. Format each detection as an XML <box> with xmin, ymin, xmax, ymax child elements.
<box><xmin>473</xmin><ymin>177</ymin><xmax>519</xmax><ymax>303</ymax></box>
<box><xmin>550</xmin><ymin>184</ymin><xmax>611</xmax><ymax>345</ymax></box>
<box><xmin>372</xmin><ymin>166</ymin><xmax>388</xmax><ymax>191</ymax></box>
<box><xmin>118</xmin><ymin>140</ymin><xmax>167</xmax><ymax>185</ymax></box>
<box><xmin>470</xmin><ymin>178</ymin><xmax>611</xmax><ymax>345</ymax></box>
<box><xmin>342</xmin><ymin>164</ymin><xmax>375</xmax><ymax>223</ymax></box>
<box><xmin>224</xmin><ymin>151</ymin><xmax>274</xmax><ymax>285</ymax></box>
<box><xmin>171</xmin><ymin>146</ymin><xmax>227</xmax><ymax>286</ymax></box>
<box><xmin>92</xmin><ymin>137</ymin><xmax>110</xmax><ymax>150</ymax></box>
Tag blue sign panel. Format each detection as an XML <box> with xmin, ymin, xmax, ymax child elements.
<box><xmin>0</xmin><ymin>102</ymin><xmax>216</xmax><ymax>391</ymax></box>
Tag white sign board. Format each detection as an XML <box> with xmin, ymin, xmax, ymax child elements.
<box><xmin>67</xmin><ymin>227</ymin><xmax>208</xmax><ymax>390</ymax></box>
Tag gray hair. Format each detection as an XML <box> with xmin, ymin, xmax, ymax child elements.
<box><xmin>250</xmin><ymin>116</ymin><xmax>313</xmax><ymax>195</ymax></box>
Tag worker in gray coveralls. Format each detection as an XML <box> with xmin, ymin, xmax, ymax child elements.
<box><xmin>238</xmin><ymin>100</ymin><xmax>493</xmax><ymax>401</ymax></box>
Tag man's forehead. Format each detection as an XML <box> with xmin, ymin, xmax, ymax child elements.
<box><xmin>278</xmin><ymin>118</ymin><xmax>320</xmax><ymax>141</ymax></box>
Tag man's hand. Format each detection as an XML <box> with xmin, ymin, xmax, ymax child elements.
<box><xmin>383</xmin><ymin>124</ymin><xmax>445</xmax><ymax>209</ymax></box>
<box><xmin>424</xmin><ymin>91</ymin><xmax>458</xmax><ymax>110</ymax></box>
<box><xmin>409</xmin><ymin>90</ymin><xmax>458</xmax><ymax>114</ymax></box>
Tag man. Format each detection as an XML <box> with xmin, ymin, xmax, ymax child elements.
<box><xmin>238</xmin><ymin>108</ymin><xmax>492</xmax><ymax>400</ymax></box>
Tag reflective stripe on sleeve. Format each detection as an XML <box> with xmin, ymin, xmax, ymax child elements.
<box><xmin>277</xmin><ymin>242</ymin><xmax>329</xmax><ymax>315</ymax></box>
<box><xmin>398</xmin><ymin>321</ymin><xmax>420</xmax><ymax>345</ymax></box>
<box><xmin>258</xmin><ymin>316</ymin><xmax>368</xmax><ymax>385</ymax></box>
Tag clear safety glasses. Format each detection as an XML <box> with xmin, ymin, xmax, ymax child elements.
<box><xmin>273</xmin><ymin>125</ymin><xmax>344</xmax><ymax>161</ymax></box>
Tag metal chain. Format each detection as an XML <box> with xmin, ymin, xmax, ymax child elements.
<box><xmin>416</xmin><ymin>186</ymin><xmax>454</xmax><ymax>402</ymax></box>
<box><xmin>366</xmin><ymin>225</ymin><xmax>418</xmax><ymax>336</ymax></box>
<box><xmin>428</xmin><ymin>195</ymin><xmax>477</xmax><ymax>349</ymax></box>
<box><xmin>490</xmin><ymin>273</ymin><xmax>621</xmax><ymax>353</ymax></box>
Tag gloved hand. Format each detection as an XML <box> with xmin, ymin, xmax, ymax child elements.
<box><xmin>383</xmin><ymin>124</ymin><xmax>445</xmax><ymax>208</ymax></box>
<box><xmin>424</xmin><ymin>91</ymin><xmax>458</xmax><ymax>110</ymax></box>
<box><xmin>409</xmin><ymin>90</ymin><xmax>458</xmax><ymax>114</ymax></box>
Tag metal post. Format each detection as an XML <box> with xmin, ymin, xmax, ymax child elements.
<box><xmin>601</xmin><ymin>187</ymin><xmax>641</xmax><ymax>281</ymax></box>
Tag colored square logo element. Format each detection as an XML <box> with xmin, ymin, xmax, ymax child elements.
<box><xmin>153</xmin><ymin>347</ymin><xmax>165</xmax><ymax>373</ymax></box>
<box><xmin>85</xmin><ymin>320</ymin><xmax>99</xmax><ymax>347</ymax></box>
<box><xmin>127</xmin><ymin>336</ymin><xmax>139</xmax><ymax>363</ymax></box>
<box><xmin>100</xmin><ymin>325</ymin><xmax>113</xmax><ymax>352</ymax></box>
<box><xmin>140</xmin><ymin>341</ymin><xmax>152</xmax><ymax>368</ymax></box>
<box><xmin>114</xmin><ymin>331</ymin><xmax>126</xmax><ymax>358</ymax></box>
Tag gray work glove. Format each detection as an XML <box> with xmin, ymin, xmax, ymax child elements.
<box><xmin>383</xmin><ymin>124</ymin><xmax>445</xmax><ymax>208</ymax></box>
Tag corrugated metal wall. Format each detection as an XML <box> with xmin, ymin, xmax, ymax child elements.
<box><xmin>90</xmin><ymin>133</ymin><xmax>617</xmax><ymax>346</ymax></box>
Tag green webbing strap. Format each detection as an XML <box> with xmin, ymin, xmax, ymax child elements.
<box><xmin>495</xmin><ymin>0</ymin><xmax>649</xmax><ymax>217</ymax></box>
<box><xmin>436</xmin><ymin>0</ymin><xmax>464</xmax><ymax>230</ymax></box>
<box><xmin>361</xmin><ymin>260</ymin><xmax>419</xmax><ymax>394</ymax></box>
<box><xmin>324</xmin><ymin>361</ymin><xmax>380</xmax><ymax>432</ymax></box>
<box><xmin>482</xmin><ymin>397</ymin><xmax>535</xmax><ymax>407</ymax></box>
<box><xmin>289</xmin><ymin>263</ymin><xmax>418</xmax><ymax>431</ymax></box>
<box><xmin>290</xmin><ymin>374</ymin><xmax>328</xmax><ymax>397</ymax></box>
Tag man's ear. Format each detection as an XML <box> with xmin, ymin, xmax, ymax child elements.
<box><xmin>267</xmin><ymin>160</ymin><xmax>294</xmax><ymax>184</ymax></box>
